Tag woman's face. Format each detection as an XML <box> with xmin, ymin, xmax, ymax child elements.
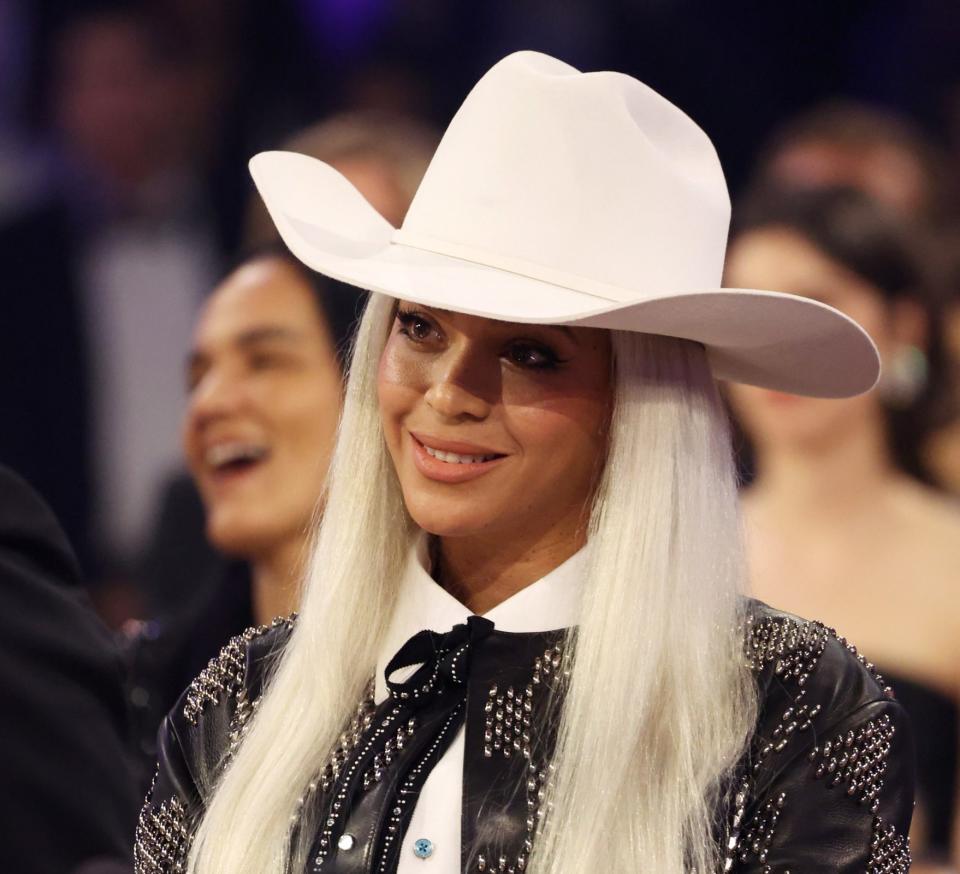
<box><xmin>183</xmin><ymin>257</ymin><xmax>343</xmax><ymax>559</ymax></box>
<box><xmin>378</xmin><ymin>304</ymin><xmax>613</xmax><ymax>546</ymax></box>
<box><xmin>724</xmin><ymin>227</ymin><xmax>902</xmax><ymax>452</ymax></box>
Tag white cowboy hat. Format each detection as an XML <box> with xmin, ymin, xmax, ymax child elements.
<box><xmin>249</xmin><ymin>50</ymin><xmax>879</xmax><ymax>398</ymax></box>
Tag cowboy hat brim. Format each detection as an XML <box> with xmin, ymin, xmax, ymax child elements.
<box><xmin>250</xmin><ymin>150</ymin><xmax>880</xmax><ymax>399</ymax></box>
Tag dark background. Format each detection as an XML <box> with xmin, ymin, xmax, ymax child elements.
<box><xmin>2</xmin><ymin>0</ymin><xmax>959</xmax><ymax>622</ymax></box>
<box><xmin>10</xmin><ymin>1</ymin><xmax>960</xmax><ymax>231</ymax></box>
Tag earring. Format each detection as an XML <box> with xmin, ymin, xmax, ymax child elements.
<box><xmin>879</xmin><ymin>344</ymin><xmax>928</xmax><ymax>408</ymax></box>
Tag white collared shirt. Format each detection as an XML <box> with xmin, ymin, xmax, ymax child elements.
<box><xmin>375</xmin><ymin>535</ymin><xmax>586</xmax><ymax>873</ymax></box>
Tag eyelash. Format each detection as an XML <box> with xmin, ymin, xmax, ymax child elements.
<box><xmin>395</xmin><ymin>309</ymin><xmax>437</xmax><ymax>343</ymax></box>
<box><xmin>394</xmin><ymin>308</ymin><xmax>566</xmax><ymax>371</ymax></box>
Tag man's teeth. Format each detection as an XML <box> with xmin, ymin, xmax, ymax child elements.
<box><xmin>423</xmin><ymin>445</ymin><xmax>496</xmax><ymax>464</ymax></box>
<box><xmin>206</xmin><ymin>443</ymin><xmax>269</xmax><ymax>468</ymax></box>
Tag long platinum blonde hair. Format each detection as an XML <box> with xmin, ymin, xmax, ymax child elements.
<box><xmin>187</xmin><ymin>292</ymin><xmax>758</xmax><ymax>874</ymax></box>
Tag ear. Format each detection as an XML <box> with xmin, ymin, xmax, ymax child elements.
<box><xmin>888</xmin><ymin>296</ymin><xmax>927</xmax><ymax>350</ymax></box>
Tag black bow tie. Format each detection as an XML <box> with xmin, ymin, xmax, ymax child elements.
<box><xmin>385</xmin><ymin>615</ymin><xmax>496</xmax><ymax>703</ymax></box>
<box><xmin>309</xmin><ymin>617</ymin><xmax>567</xmax><ymax>874</ymax></box>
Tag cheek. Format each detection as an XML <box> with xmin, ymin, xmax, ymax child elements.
<box><xmin>729</xmin><ymin>383</ymin><xmax>870</xmax><ymax>441</ymax></box>
<box><xmin>830</xmin><ymin>296</ymin><xmax>895</xmax><ymax>356</ymax></box>
<box><xmin>279</xmin><ymin>386</ymin><xmax>341</xmax><ymax>458</ymax></box>
<box><xmin>377</xmin><ymin>341</ymin><xmax>428</xmax><ymax>439</ymax></box>
<box><xmin>181</xmin><ymin>408</ymin><xmax>205</xmax><ymax>480</ymax></box>
<box><xmin>494</xmin><ymin>403</ymin><xmax>607</xmax><ymax>526</ymax></box>
<box><xmin>849</xmin><ymin>307</ymin><xmax>890</xmax><ymax>347</ymax></box>
<box><xmin>508</xmin><ymin>394</ymin><xmax>609</xmax><ymax>467</ymax></box>
<box><xmin>378</xmin><ymin>334</ymin><xmax>432</xmax><ymax>389</ymax></box>
<box><xmin>725</xmin><ymin>385</ymin><xmax>770</xmax><ymax>430</ymax></box>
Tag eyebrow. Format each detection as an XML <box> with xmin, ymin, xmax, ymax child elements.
<box><xmin>186</xmin><ymin>325</ymin><xmax>305</xmax><ymax>372</ymax></box>
<box><xmin>235</xmin><ymin>325</ymin><xmax>305</xmax><ymax>347</ymax></box>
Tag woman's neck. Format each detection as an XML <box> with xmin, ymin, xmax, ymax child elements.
<box><xmin>250</xmin><ymin>537</ymin><xmax>305</xmax><ymax>626</ymax></box>
<box><xmin>749</xmin><ymin>409</ymin><xmax>902</xmax><ymax>521</ymax></box>
<box><xmin>434</xmin><ymin>522</ymin><xmax>587</xmax><ymax>615</ymax></box>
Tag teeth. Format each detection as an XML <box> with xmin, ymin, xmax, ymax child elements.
<box><xmin>423</xmin><ymin>445</ymin><xmax>496</xmax><ymax>464</ymax></box>
<box><xmin>206</xmin><ymin>442</ymin><xmax>269</xmax><ymax>469</ymax></box>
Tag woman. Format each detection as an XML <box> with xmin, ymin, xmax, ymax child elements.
<box><xmin>126</xmin><ymin>247</ymin><xmax>361</xmax><ymax>789</ymax></box>
<box><xmin>182</xmin><ymin>249</ymin><xmax>357</xmax><ymax>625</ymax></box>
<box><xmin>134</xmin><ymin>52</ymin><xmax>913</xmax><ymax>874</ymax></box>
<box><xmin>725</xmin><ymin>185</ymin><xmax>959</xmax><ymax>867</ymax></box>
<box><xmin>142</xmin><ymin>109</ymin><xmax>437</xmax><ymax>619</ymax></box>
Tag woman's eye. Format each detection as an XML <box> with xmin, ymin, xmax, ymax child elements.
<box><xmin>249</xmin><ymin>353</ymin><xmax>277</xmax><ymax>370</ymax></box>
<box><xmin>249</xmin><ymin>351</ymin><xmax>298</xmax><ymax>373</ymax></box>
<box><xmin>396</xmin><ymin>310</ymin><xmax>436</xmax><ymax>342</ymax></box>
<box><xmin>506</xmin><ymin>342</ymin><xmax>561</xmax><ymax>370</ymax></box>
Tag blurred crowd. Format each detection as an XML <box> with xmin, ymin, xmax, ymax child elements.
<box><xmin>1</xmin><ymin>1</ymin><xmax>960</xmax><ymax>872</ymax></box>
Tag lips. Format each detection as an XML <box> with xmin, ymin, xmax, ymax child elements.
<box><xmin>422</xmin><ymin>444</ymin><xmax>498</xmax><ymax>464</ymax></box>
<box><xmin>758</xmin><ymin>390</ymin><xmax>805</xmax><ymax>407</ymax></box>
<box><xmin>201</xmin><ymin>440</ymin><xmax>272</xmax><ymax>485</ymax></box>
<box><xmin>409</xmin><ymin>432</ymin><xmax>507</xmax><ymax>484</ymax></box>
<box><xmin>205</xmin><ymin>441</ymin><xmax>270</xmax><ymax>469</ymax></box>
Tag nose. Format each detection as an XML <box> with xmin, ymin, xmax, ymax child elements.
<box><xmin>423</xmin><ymin>342</ymin><xmax>496</xmax><ymax>422</ymax></box>
<box><xmin>185</xmin><ymin>365</ymin><xmax>247</xmax><ymax>432</ymax></box>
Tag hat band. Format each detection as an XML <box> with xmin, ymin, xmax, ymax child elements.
<box><xmin>391</xmin><ymin>228</ymin><xmax>640</xmax><ymax>304</ymax></box>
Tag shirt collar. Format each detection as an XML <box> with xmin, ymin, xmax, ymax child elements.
<box><xmin>374</xmin><ymin>533</ymin><xmax>588</xmax><ymax>702</ymax></box>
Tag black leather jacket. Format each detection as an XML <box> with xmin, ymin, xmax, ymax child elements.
<box><xmin>134</xmin><ymin>601</ymin><xmax>914</xmax><ymax>873</ymax></box>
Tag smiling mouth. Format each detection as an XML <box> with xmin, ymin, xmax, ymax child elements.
<box><xmin>421</xmin><ymin>444</ymin><xmax>500</xmax><ymax>465</ymax></box>
<box><xmin>205</xmin><ymin>442</ymin><xmax>271</xmax><ymax>475</ymax></box>
<box><xmin>410</xmin><ymin>433</ymin><xmax>507</xmax><ymax>482</ymax></box>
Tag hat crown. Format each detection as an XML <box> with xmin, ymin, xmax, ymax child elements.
<box><xmin>400</xmin><ymin>51</ymin><xmax>731</xmax><ymax>297</ymax></box>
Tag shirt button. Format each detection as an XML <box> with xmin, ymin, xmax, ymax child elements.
<box><xmin>338</xmin><ymin>834</ymin><xmax>355</xmax><ymax>851</ymax></box>
<box><xmin>412</xmin><ymin>838</ymin><xmax>434</xmax><ymax>859</ymax></box>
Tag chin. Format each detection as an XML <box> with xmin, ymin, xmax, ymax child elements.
<box><xmin>206</xmin><ymin>515</ymin><xmax>278</xmax><ymax>560</ymax></box>
<box><xmin>403</xmin><ymin>496</ymin><xmax>497</xmax><ymax>540</ymax></box>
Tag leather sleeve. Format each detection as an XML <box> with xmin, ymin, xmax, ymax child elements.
<box><xmin>730</xmin><ymin>698</ymin><xmax>914</xmax><ymax>873</ymax></box>
<box><xmin>729</xmin><ymin>610</ymin><xmax>916</xmax><ymax>873</ymax></box>
<box><xmin>132</xmin><ymin>618</ymin><xmax>294</xmax><ymax>874</ymax></box>
<box><xmin>133</xmin><ymin>717</ymin><xmax>199</xmax><ymax>874</ymax></box>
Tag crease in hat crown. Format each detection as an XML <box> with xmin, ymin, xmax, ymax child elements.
<box><xmin>392</xmin><ymin>50</ymin><xmax>732</xmax><ymax>302</ymax></box>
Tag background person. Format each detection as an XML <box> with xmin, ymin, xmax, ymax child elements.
<box><xmin>182</xmin><ymin>250</ymin><xmax>354</xmax><ymax>628</ymax></box>
<box><xmin>126</xmin><ymin>247</ymin><xmax>359</xmax><ymax>789</ymax></box>
<box><xmin>748</xmin><ymin>102</ymin><xmax>960</xmax><ymax>495</ymax></box>
<box><xmin>725</xmin><ymin>184</ymin><xmax>959</xmax><ymax>869</ymax></box>
<box><xmin>0</xmin><ymin>465</ymin><xmax>137</xmax><ymax>874</ymax></box>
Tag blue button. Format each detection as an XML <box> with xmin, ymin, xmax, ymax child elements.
<box><xmin>413</xmin><ymin>838</ymin><xmax>434</xmax><ymax>859</ymax></box>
